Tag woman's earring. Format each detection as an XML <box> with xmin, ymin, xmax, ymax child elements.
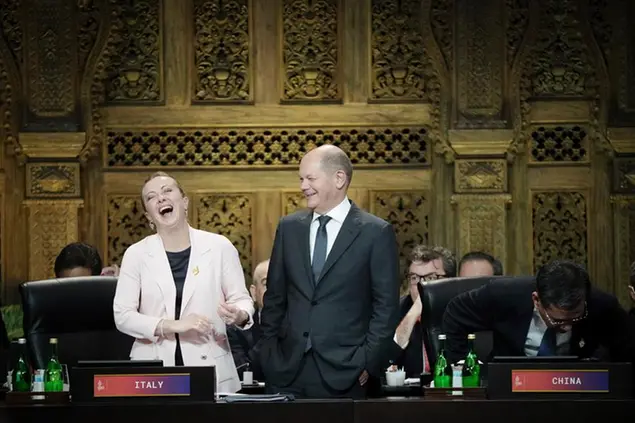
<box><xmin>149</xmin><ymin>221</ymin><xmax>156</xmax><ymax>231</ymax></box>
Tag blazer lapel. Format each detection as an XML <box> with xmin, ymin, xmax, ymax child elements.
<box><xmin>146</xmin><ymin>234</ymin><xmax>176</xmax><ymax>319</ymax></box>
<box><xmin>316</xmin><ymin>205</ymin><xmax>361</xmax><ymax>284</ymax></box>
<box><xmin>297</xmin><ymin>211</ymin><xmax>315</xmax><ymax>294</ymax></box>
<box><xmin>180</xmin><ymin>226</ymin><xmax>212</xmax><ymax>313</ymax></box>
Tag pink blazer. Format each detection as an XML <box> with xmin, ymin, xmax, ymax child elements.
<box><xmin>113</xmin><ymin>226</ymin><xmax>254</xmax><ymax>393</ymax></box>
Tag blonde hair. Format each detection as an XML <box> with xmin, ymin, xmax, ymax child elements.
<box><xmin>140</xmin><ymin>171</ymin><xmax>186</xmax><ymax>212</ymax></box>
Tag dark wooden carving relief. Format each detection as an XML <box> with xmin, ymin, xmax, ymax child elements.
<box><xmin>532</xmin><ymin>191</ymin><xmax>588</xmax><ymax>272</ymax></box>
<box><xmin>104</xmin><ymin>0</ymin><xmax>162</xmax><ymax>103</ymax></box>
<box><xmin>530</xmin><ymin>126</ymin><xmax>588</xmax><ymax>163</ymax></box>
<box><xmin>282</xmin><ymin>0</ymin><xmax>339</xmax><ymax>102</ymax></box>
<box><xmin>193</xmin><ymin>0</ymin><xmax>251</xmax><ymax>103</ymax></box>
<box><xmin>106</xmin><ymin>127</ymin><xmax>430</xmax><ymax>167</ymax></box>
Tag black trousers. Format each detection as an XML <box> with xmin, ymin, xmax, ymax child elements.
<box><xmin>266</xmin><ymin>350</ymin><xmax>367</xmax><ymax>399</ymax></box>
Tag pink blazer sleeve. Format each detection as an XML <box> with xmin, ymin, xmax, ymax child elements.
<box><xmin>113</xmin><ymin>245</ymin><xmax>161</xmax><ymax>341</ymax></box>
<box><xmin>220</xmin><ymin>238</ymin><xmax>255</xmax><ymax>330</ymax></box>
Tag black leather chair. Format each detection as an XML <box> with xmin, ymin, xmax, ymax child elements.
<box><xmin>418</xmin><ymin>276</ymin><xmax>495</xmax><ymax>365</ymax></box>
<box><xmin>19</xmin><ymin>276</ymin><xmax>134</xmax><ymax>369</ymax></box>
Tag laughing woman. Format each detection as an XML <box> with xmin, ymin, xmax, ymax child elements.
<box><xmin>113</xmin><ymin>171</ymin><xmax>254</xmax><ymax>393</ymax></box>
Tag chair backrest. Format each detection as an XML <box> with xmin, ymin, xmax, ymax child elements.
<box><xmin>419</xmin><ymin>276</ymin><xmax>494</xmax><ymax>365</ymax></box>
<box><xmin>19</xmin><ymin>276</ymin><xmax>134</xmax><ymax>369</ymax></box>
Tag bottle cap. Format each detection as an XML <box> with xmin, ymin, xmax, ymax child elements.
<box><xmin>17</xmin><ymin>338</ymin><xmax>26</xmax><ymax>344</ymax></box>
<box><xmin>49</xmin><ymin>338</ymin><xmax>58</xmax><ymax>344</ymax></box>
<box><xmin>468</xmin><ymin>334</ymin><xmax>476</xmax><ymax>340</ymax></box>
<box><xmin>438</xmin><ymin>334</ymin><xmax>446</xmax><ymax>340</ymax></box>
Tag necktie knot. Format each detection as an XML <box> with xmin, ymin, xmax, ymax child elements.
<box><xmin>318</xmin><ymin>215</ymin><xmax>332</xmax><ymax>228</ymax></box>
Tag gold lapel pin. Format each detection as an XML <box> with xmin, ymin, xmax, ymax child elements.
<box><xmin>193</xmin><ymin>266</ymin><xmax>199</xmax><ymax>276</ymax></box>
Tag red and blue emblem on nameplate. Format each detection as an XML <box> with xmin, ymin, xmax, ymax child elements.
<box><xmin>511</xmin><ymin>370</ymin><xmax>609</xmax><ymax>393</ymax></box>
<box><xmin>93</xmin><ymin>374</ymin><xmax>191</xmax><ymax>397</ymax></box>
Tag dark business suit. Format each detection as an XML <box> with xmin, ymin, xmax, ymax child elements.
<box><xmin>227</xmin><ymin>311</ymin><xmax>264</xmax><ymax>381</ymax></box>
<box><xmin>258</xmin><ymin>203</ymin><xmax>400</xmax><ymax>396</ymax></box>
<box><xmin>443</xmin><ymin>276</ymin><xmax>635</xmax><ymax>364</ymax></box>
<box><xmin>385</xmin><ymin>295</ymin><xmax>426</xmax><ymax>378</ymax></box>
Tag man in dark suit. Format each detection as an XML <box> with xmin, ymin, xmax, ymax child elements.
<box><xmin>443</xmin><ymin>260</ymin><xmax>635</xmax><ymax>364</ymax></box>
<box><xmin>258</xmin><ymin>145</ymin><xmax>400</xmax><ymax>399</ymax></box>
<box><xmin>387</xmin><ymin>245</ymin><xmax>456</xmax><ymax>377</ymax></box>
<box><xmin>227</xmin><ymin>259</ymin><xmax>268</xmax><ymax>381</ymax></box>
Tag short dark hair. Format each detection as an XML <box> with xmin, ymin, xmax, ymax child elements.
<box><xmin>54</xmin><ymin>242</ymin><xmax>103</xmax><ymax>278</ymax></box>
<box><xmin>407</xmin><ymin>245</ymin><xmax>457</xmax><ymax>278</ymax></box>
<box><xmin>630</xmin><ymin>260</ymin><xmax>635</xmax><ymax>287</ymax></box>
<box><xmin>535</xmin><ymin>260</ymin><xmax>590</xmax><ymax>311</ymax></box>
<box><xmin>459</xmin><ymin>251</ymin><xmax>503</xmax><ymax>275</ymax></box>
<box><xmin>320</xmin><ymin>148</ymin><xmax>353</xmax><ymax>186</ymax></box>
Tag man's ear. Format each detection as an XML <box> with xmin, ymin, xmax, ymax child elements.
<box><xmin>334</xmin><ymin>170</ymin><xmax>347</xmax><ymax>189</ymax></box>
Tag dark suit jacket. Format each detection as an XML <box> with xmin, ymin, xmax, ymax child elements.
<box><xmin>227</xmin><ymin>311</ymin><xmax>264</xmax><ymax>381</ymax></box>
<box><xmin>258</xmin><ymin>203</ymin><xmax>400</xmax><ymax>391</ymax></box>
<box><xmin>385</xmin><ymin>295</ymin><xmax>425</xmax><ymax>378</ymax></box>
<box><xmin>443</xmin><ymin>276</ymin><xmax>635</xmax><ymax>364</ymax></box>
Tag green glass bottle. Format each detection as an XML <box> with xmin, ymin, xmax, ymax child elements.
<box><xmin>461</xmin><ymin>333</ymin><xmax>481</xmax><ymax>387</ymax></box>
<box><xmin>11</xmin><ymin>338</ymin><xmax>31</xmax><ymax>392</ymax></box>
<box><xmin>433</xmin><ymin>334</ymin><xmax>453</xmax><ymax>388</ymax></box>
<box><xmin>44</xmin><ymin>338</ymin><xmax>63</xmax><ymax>392</ymax></box>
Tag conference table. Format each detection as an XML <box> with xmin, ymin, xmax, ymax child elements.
<box><xmin>1</xmin><ymin>398</ymin><xmax>634</xmax><ymax>423</ymax></box>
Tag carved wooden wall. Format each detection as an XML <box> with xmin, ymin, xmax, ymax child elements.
<box><xmin>0</xmin><ymin>0</ymin><xmax>633</xmax><ymax>306</ymax></box>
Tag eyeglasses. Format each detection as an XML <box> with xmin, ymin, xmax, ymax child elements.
<box><xmin>407</xmin><ymin>272</ymin><xmax>446</xmax><ymax>285</ymax></box>
<box><xmin>542</xmin><ymin>301</ymin><xmax>588</xmax><ymax>326</ymax></box>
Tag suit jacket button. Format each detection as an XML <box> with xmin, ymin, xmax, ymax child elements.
<box><xmin>201</xmin><ymin>355</ymin><xmax>207</xmax><ymax>360</ymax></box>
<box><xmin>303</xmin><ymin>332</ymin><xmax>309</xmax><ymax>337</ymax></box>
<box><xmin>311</xmin><ymin>301</ymin><xmax>317</xmax><ymax>306</ymax></box>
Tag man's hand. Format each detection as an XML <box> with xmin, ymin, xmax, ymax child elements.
<box><xmin>218</xmin><ymin>301</ymin><xmax>249</xmax><ymax>327</ymax></box>
<box><xmin>359</xmin><ymin>370</ymin><xmax>369</xmax><ymax>386</ymax></box>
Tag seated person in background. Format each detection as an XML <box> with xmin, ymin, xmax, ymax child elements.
<box><xmin>443</xmin><ymin>260</ymin><xmax>635</xmax><ymax>364</ymax></box>
<box><xmin>628</xmin><ymin>261</ymin><xmax>635</xmax><ymax>318</ymax></box>
<box><xmin>386</xmin><ymin>245</ymin><xmax>456</xmax><ymax>377</ymax></box>
<box><xmin>227</xmin><ymin>259</ymin><xmax>268</xmax><ymax>382</ymax></box>
<box><xmin>458</xmin><ymin>251</ymin><xmax>503</xmax><ymax>277</ymax></box>
<box><xmin>55</xmin><ymin>242</ymin><xmax>104</xmax><ymax>278</ymax></box>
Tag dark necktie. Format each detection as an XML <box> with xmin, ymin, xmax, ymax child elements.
<box><xmin>537</xmin><ymin>327</ymin><xmax>557</xmax><ymax>356</ymax></box>
<box><xmin>312</xmin><ymin>215</ymin><xmax>331</xmax><ymax>282</ymax></box>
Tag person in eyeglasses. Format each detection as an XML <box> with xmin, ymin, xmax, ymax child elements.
<box><xmin>385</xmin><ymin>245</ymin><xmax>456</xmax><ymax>377</ymax></box>
<box><xmin>443</xmin><ymin>260</ymin><xmax>635</xmax><ymax>364</ymax></box>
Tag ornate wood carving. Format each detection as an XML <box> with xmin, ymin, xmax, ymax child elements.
<box><xmin>505</xmin><ymin>0</ymin><xmax>529</xmax><ymax>66</ymax></box>
<box><xmin>24</xmin><ymin>0</ymin><xmax>77</xmax><ymax>119</ymax></box>
<box><xmin>281</xmin><ymin>191</ymin><xmax>306</xmax><ymax>216</ymax></box>
<box><xmin>105</xmin><ymin>127</ymin><xmax>430</xmax><ymax>167</ymax></box>
<box><xmin>430</xmin><ymin>0</ymin><xmax>454</xmax><ymax>72</ymax></box>
<box><xmin>452</xmin><ymin>194</ymin><xmax>511</xmax><ymax>265</ymax></box>
<box><xmin>526</xmin><ymin>0</ymin><xmax>596</xmax><ymax>98</ymax></box>
<box><xmin>529</xmin><ymin>126</ymin><xmax>589</xmax><ymax>163</ymax></box>
<box><xmin>26</xmin><ymin>163</ymin><xmax>81</xmax><ymax>198</ymax></box>
<box><xmin>104</xmin><ymin>0</ymin><xmax>162</xmax><ymax>103</ymax></box>
<box><xmin>0</xmin><ymin>0</ymin><xmax>23</xmax><ymax>69</ymax></box>
<box><xmin>613</xmin><ymin>158</ymin><xmax>635</xmax><ymax>194</ymax></box>
<box><xmin>370</xmin><ymin>190</ymin><xmax>429</xmax><ymax>275</ymax></box>
<box><xmin>77</xmin><ymin>0</ymin><xmax>102</xmax><ymax>72</ymax></box>
<box><xmin>282</xmin><ymin>0</ymin><xmax>339</xmax><ymax>102</ymax></box>
<box><xmin>106</xmin><ymin>195</ymin><xmax>153</xmax><ymax>266</ymax></box>
<box><xmin>370</xmin><ymin>0</ymin><xmax>429</xmax><ymax>101</ymax></box>
<box><xmin>24</xmin><ymin>199</ymin><xmax>84</xmax><ymax>281</ymax></box>
<box><xmin>196</xmin><ymin>194</ymin><xmax>253</xmax><ymax>282</ymax></box>
<box><xmin>455</xmin><ymin>159</ymin><xmax>507</xmax><ymax>193</ymax></box>
<box><xmin>193</xmin><ymin>0</ymin><xmax>251</xmax><ymax>103</ymax></box>
<box><xmin>611</xmin><ymin>195</ymin><xmax>635</xmax><ymax>306</ymax></box>
<box><xmin>532</xmin><ymin>191</ymin><xmax>588</xmax><ymax>272</ymax></box>
<box><xmin>455</xmin><ymin>0</ymin><xmax>505</xmax><ymax>126</ymax></box>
